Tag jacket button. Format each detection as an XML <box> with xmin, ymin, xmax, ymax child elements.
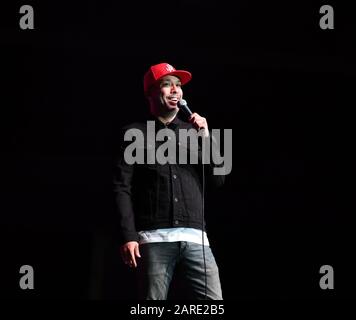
<box><xmin>174</xmin><ymin>220</ymin><xmax>179</xmax><ymax>225</ymax></box>
<box><xmin>173</xmin><ymin>174</ymin><xmax>177</xmax><ymax>179</ymax></box>
<box><xmin>174</xmin><ymin>197</ymin><xmax>178</xmax><ymax>202</ymax></box>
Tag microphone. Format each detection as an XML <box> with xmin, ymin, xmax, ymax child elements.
<box><xmin>178</xmin><ymin>99</ymin><xmax>207</xmax><ymax>133</ymax></box>
<box><xmin>178</xmin><ymin>99</ymin><xmax>193</xmax><ymax>118</ymax></box>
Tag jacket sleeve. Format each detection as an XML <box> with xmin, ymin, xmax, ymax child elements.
<box><xmin>113</xmin><ymin>129</ymin><xmax>139</xmax><ymax>245</ymax></box>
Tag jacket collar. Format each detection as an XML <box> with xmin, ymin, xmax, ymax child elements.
<box><xmin>147</xmin><ymin>113</ymin><xmax>181</xmax><ymax>131</ymax></box>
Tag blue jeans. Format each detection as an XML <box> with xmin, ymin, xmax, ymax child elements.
<box><xmin>136</xmin><ymin>241</ymin><xmax>223</xmax><ymax>300</ymax></box>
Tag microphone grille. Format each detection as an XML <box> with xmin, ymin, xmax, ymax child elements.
<box><xmin>179</xmin><ymin>99</ymin><xmax>187</xmax><ymax>107</ymax></box>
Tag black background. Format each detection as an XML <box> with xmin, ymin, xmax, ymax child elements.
<box><xmin>1</xmin><ymin>0</ymin><xmax>355</xmax><ymax>300</ymax></box>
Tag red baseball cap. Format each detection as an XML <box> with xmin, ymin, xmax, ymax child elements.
<box><xmin>144</xmin><ymin>62</ymin><xmax>192</xmax><ymax>95</ymax></box>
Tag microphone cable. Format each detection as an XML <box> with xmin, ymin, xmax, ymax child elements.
<box><xmin>178</xmin><ymin>99</ymin><xmax>207</xmax><ymax>299</ymax></box>
<box><xmin>201</xmin><ymin>131</ymin><xmax>207</xmax><ymax>300</ymax></box>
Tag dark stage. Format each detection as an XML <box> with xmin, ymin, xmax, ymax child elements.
<box><xmin>1</xmin><ymin>0</ymin><xmax>354</xmax><ymax>303</ymax></box>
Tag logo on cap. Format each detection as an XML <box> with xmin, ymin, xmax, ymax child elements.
<box><xmin>165</xmin><ymin>64</ymin><xmax>175</xmax><ymax>72</ymax></box>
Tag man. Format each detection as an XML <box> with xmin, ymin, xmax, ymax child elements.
<box><xmin>114</xmin><ymin>62</ymin><xmax>224</xmax><ymax>300</ymax></box>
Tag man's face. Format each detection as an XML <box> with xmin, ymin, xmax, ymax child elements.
<box><xmin>150</xmin><ymin>75</ymin><xmax>183</xmax><ymax>112</ymax></box>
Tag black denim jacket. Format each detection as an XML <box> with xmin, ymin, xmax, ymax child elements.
<box><xmin>114</xmin><ymin>115</ymin><xmax>225</xmax><ymax>244</ymax></box>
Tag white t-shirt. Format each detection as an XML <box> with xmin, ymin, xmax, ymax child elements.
<box><xmin>138</xmin><ymin>227</ymin><xmax>210</xmax><ymax>246</ymax></box>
